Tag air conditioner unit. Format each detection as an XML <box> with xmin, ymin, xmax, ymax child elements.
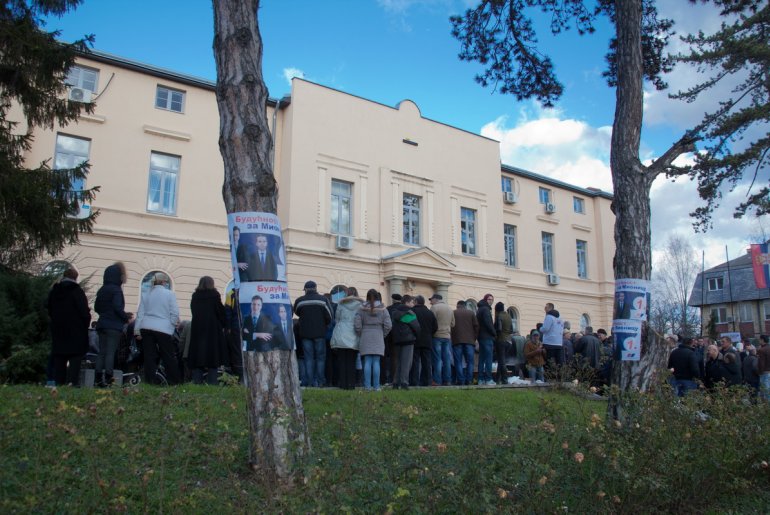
<box><xmin>547</xmin><ymin>273</ymin><xmax>560</xmax><ymax>285</ymax></box>
<box><xmin>335</xmin><ymin>234</ymin><xmax>353</xmax><ymax>250</ymax></box>
<box><xmin>68</xmin><ymin>87</ymin><xmax>92</xmax><ymax>103</ymax></box>
<box><xmin>545</xmin><ymin>202</ymin><xmax>556</xmax><ymax>214</ymax></box>
<box><xmin>503</xmin><ymin>191</ymin><xmax>518</xmax><ymax>204</ymax></box>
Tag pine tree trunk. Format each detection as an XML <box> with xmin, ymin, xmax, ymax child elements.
<box><xmin>607</xmin><ymin>0</ymin><xmax>669</xmax><ymax>419</ymax></box>
<box><xmin>212</xmin><ymin>0</ymin><xmax>310</xmax><ymax>484</ymax></box>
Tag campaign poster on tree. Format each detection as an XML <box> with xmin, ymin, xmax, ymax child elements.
<box><xmin>612</xmin><ymin>320</ymin><xmax>642</xmax><ymax>361</ymax></box>
<box><xmin>227</xmin><ymin>212</ymin><xmax>287</xmax><ymax>288</ymax></box>
<box><xmin>613</xmin><ymin>278</ymin><xmax>650</xmax><ymax>321</ymax></box>
<box><xmin>238</xmin><ymin>281</ymin><xmax>294</xmax><ymax>352</ymax></box>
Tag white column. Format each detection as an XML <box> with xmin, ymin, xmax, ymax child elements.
<box><xmin>359</xmin><ymin>173</ymin><xmax>368</xmax><ymax>239</ymax></box>
<box><xmin>426</xmin><ymin>189</ymin><xmax>435</xmax><ymax>249</ymax></box>
<box><xmin>317</xmin><ymin>166</ymin><xmax>327</xmax><ymax>233</ymax></box>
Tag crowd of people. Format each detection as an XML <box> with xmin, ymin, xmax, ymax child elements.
<box><xmin>44</xmin><ymin>263</ymin><xmax>770</xmax><ymax>402</ymax></box>
<box><xmin>666</xmin><ymin>333</ymin><xmax>770</xmax><ymax>400</ymax></box>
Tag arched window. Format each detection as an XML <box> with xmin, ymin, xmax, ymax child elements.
<box><xmin>41</xmin><ymin>260</ymin><xmax>70</xmax><ymax>278</ymax></box>
<box><xmin>330</xmin><ymin>284</ymin><xmax>347</xmax><ymax>304</ymax></box>
<box><xmin>580</xmin><ymin>313</ymin><xmax>591</xmax><ymax>333</ymax></box>
<box><xmin>507</xmin><ymin>306</ymin><xmax>519</xmax><ymax>333</ymax></box>
<box><xmin>141</xmin><ymin>271</ymin><xmax>173</xmax><ymax>295</ymax></box>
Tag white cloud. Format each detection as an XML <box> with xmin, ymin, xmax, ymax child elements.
<box><xmin>481</xmin><ymin>103</ymin><xmax>613</xmax><ymax>191</ymax></box>
<box><xmin>282</xmin><ymin>67</ymin><xmax>305</xmax><ymax>86</ymax></box>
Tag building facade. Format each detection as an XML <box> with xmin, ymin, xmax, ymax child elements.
<box><xmin>17</xmin><ymin>51</ymin><xmax>616</xmax><ymax>333</ymax></box>
<box><xmin>689</xmin><ymin>250</ymin><xmax>770</xmax><ymax>338</ymax></box>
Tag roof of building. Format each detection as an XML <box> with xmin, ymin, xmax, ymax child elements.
<box><xmin>688</xmin><ymin>251</ymin><xmax>769</xmax><ymax>306</ymax></box>
<box><xmin>78</xmin><ymin>49</ymin><xmax>614</xmax><ymax>200</ymax></box>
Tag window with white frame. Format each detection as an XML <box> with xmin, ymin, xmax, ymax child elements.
<box><xmin>501</xmin><ymin>176</ymin><xmax>512</xmax><ymax>192</ymax></box>
<box><xmin>331</xmin><ymin>179</ymin><xmax>352</xmax><ymax>235</ymax></box>
<box><xmin>576</xmin><ymin>240</ymin><xmax>588</xmax><ymax>278</ymax></box>
<box><xmin>710</xmin><ymin>307</ymin><xmax>728</xmax><ymax>324</ymax></box>
<box><xmin>146</xmin><ymin>152</ymin><xmax>180</xmax><ymax>215</ymax></box>
<box><xmin>403</xmin><ymin>193</ymin><xmax>421</xmax><ymax>245</ymax></box>
<box><xmin>573</xmin><ymin>196</ymin><xmax>585</xmax><ymax>214</ymax></box>
<box><xmin>504</xmin><ymin>224</ymin><xmax>517</xmax><ymax>267</ymax></box>
<box><xmin>739</xmin><ymin>303</ymin><xmax>754</xmax><ymax>322</ymax></box>
<box><xmin>542</xmin><ymin>232</ymin><xmax>554</xmax><ymax>273</ymax></box>
<box><xmin>65</xmin><ymin>65</ymin><xmax>99</xmax><ymax>92</ymax></box>
<box><xmin>155</xmin><ymin>86</ymin><xmax>185</xmax><ymax>113</ymax></box>
<box><xmin>507</xmin><ymin>306</ymin><xmax>519</xmax><ymax>333</ymax></box>
<box><xmin>539</xmin><ymin>187</ymin><xmax>552</xmax><ymax>204</ymax></box>
<box><xmin>54</xmin><ymin>133</ymin><xmax>90</xmax><ymax>199</ymax></box>
<box><xmin>141</xmin><ymin>271</ymin><xmax>173</xmax><ymax>295</ymax></box>
<box><xmin>461</xmin><ymin>207</ymin><xmax>477</xmax><ymax>255</ymax></box>
<box><xmin>707</xmin><ymin>277</ymin><xmax>724</xmax><ymax>291</ymax></box>
<box><xmin>580</xmin><ymin>313</ymin><xmax>590</xmax><ymax>332</ymax></box>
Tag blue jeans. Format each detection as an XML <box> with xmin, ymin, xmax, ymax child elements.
<box><xmin>528</xmin><ymin>365</ymin><xmax>544</xmax><ymax>382</ymax></box>
<box><xmin>363</xmin><ymin>354</ymin><xmax>381</xmax><ymax>390</ymax></box>
<box><xmin>478</xmin><ymin>338</ymin><xmax>494</xmax><ymax>383</ymax></box>
<box><xmin>669</xmin><ymin>378</ymin><xmax>698</xmax><ymax>397</ymax></box>
<box><xmin>453</xmin><ymin>344</ymin><xmax>474</xmax><ymax>384</ymax></box>
<box><xmin>432</xmin><ymin>337</ymin><xmax>452</xmax><ymax>384</ymax></box>
<box><xmin>760</xmin><ymin>373</ymin><xmax>770</xmax><ymax>402</ymax></box>
<box><xmin>302</xmin><ymin>338</ymin><xmax>326</xmax><ymax>387</ymax></box>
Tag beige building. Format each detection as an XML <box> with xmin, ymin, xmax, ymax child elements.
<box><xmin>18</xmin><ymin>51</ymin><xmax>616</xmax><ymax>333</ymax></box>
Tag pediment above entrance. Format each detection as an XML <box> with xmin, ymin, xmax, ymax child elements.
<box><xmin>381</xmin><ymin>247</ymin><xmax>454</xmax><ymax>283</ymax></box>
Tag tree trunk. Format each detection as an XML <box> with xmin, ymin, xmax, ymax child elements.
<box><xmin>213</xmin><ymin>0</ymin><xmax>310</xmax><ymax>484</ymax></box>
<box><xmin>607</xmin><ymin>0</ymin><xmax>669</xmax><ymax>419</ymax></box>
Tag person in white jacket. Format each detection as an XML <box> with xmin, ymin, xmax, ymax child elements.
<box><xmin>541</xmin><ymin>302</ymin><xmax>565</xmax><ymax>367</ymax></box>
<box><xmin>135</xmin><ymin>272</ymin><xmax>181</xmax><ymax>384</ymax></box>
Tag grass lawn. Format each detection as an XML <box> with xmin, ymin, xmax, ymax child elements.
<box><xmin>1</xmin><ymin>384</ymin><xmax>768</xmax><ymax>513</ymax></box>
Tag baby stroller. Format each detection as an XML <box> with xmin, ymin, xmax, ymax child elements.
<box><xmin>116</xmin><ymin>332</ymin><xmax>168</xmax><ymax>386</ymax></box>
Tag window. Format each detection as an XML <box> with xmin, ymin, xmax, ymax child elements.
<box><xmin>507</xmin><ymin>306</ymin><xmax>519</xmax><ymax>333</ymax></box>
<box><xmin>504</xmin><ymin>224</ymin><xmax>517</xmax><ymax>267</ymax></box>
<box><xmin>331</xmin><ymin>179</ymin><xmax>352</xmax><ymax>235</ymax></box>
<box><xmin>41</xmin><ymin>260</ymin><xmax>71</xmax><ymax>278</ymax></box>
<box><xmin>542</xmin><ymin>232</ymin><xmax>554</xmax><ymax>273</ymax></box>
<box><xmin>573</xmin><ymin>197</ymin><xmax>585</xmax><ymax>214</ymax></box>
<box><xmin>461</xmin><ymin>207</ymin><xmax>477</xmax><ymax>255</ymax></box>
<box><xmin>147</xmin><ymin>152</ymin><xmax>180</xmax><ymax>215</ymax></box>
<box><xmin>707</xmin><ymin>277</ymin><xmax>724</xmax><ymax>291</ymax></box>
<box><xmin>66</xmin><ymin>65</ymin><xmax>99</xmax><ymax>92</ymax></box>
<box><xmin>403</xmin><ymin>193</ymin><xmax>421</xmax><ymax>245</ymax></box>
<box><xmin>739</xmin><ymin>303</ymin><xmax>754</xmax><ymax>322</ymax></box>
<box><xmin>576</xmin><ymin>240</ymin><xmax>588</xmax><ymax>278</ymax></box>
<box><xmin>141</xmin><ymin>271</ymin><xmax>173</xmax><ymax>295</ymax></box>
<box><xmin>764</xmin><ymin>300</ymin><xmax>770</xmax><ymax>321</ymax></box>
<box><xmin>54</xmin><ymin>133</ymin><xmax>90</xmax><ymax>200</ymax></box>
<box><xmin>710</xmin><ymin>307</ymin><xmax>728</xmax><ymax>324</ymax></box>
<box><xmin>501</xmin><ymin>177</ymin><xmax>512</xmax><ymax>192</ymax></box>
<box><xmin>580</xmin><ymin>314</ymin><xmax>591</xmax><ymax>332</ymax></box>
<box><xmin>155</xmin><ymin>86</ymin><xmax>185</xmax><ymax>113</ymax></box>
<box><xmin>330</xmin><ymin>284</ymin><xmax>347</xmax><ymax>304</ymax></box>
<box><xmin>539</xmin><ymin>187</ymin><xmax>552</xmax><ymax>204</ymax></box>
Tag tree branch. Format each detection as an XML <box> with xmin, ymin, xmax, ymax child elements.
<box><xmin>647</xmin><ymin>132</ymin><xmax>699</xmax><ymax>177</ymax></box>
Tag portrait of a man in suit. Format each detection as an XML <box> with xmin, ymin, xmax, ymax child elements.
<box><xmin>614</xmin><ymin>291</ymin><xmax>632</xmax><ymax>320</ymax></box>
<box><xmin>271</xmin><ymin>304</ymin><xmax>294</xmax><ymax>351</ymax></box>
<box><xmin>242</xmin><ymin>295</ymin><xmax>275</xmax><ymax>352</ymax></box>
<box><xmin>232</xmin><ymin>226</ymin><xmax>250</xmax><ymax>283</ymax></box>
<box><xmin>248</xmin><ymin>234</ymin><xmax>278</xmax><ymax>281</ymax></box>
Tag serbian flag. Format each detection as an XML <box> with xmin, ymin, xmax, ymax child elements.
<box><xmin>750</xmin><ymin>243</ymin><xmax>770</xmax><ymax>288</ymax></box>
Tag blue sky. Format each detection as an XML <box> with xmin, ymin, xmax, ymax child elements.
<box><xmin>44</xmin><ymin>0</ymin><xmax>767</xmax><ymax>268</ymax></box>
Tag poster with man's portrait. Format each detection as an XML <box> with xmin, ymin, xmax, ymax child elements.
<box><xmin>228</xmin><ymin>212</ymin><xmax>287</xmax><ymax>288</ymax></box>
<box><xmin>613</xmin><ymin>278</ymin><xmax>650</xmax><ymax>321</ymax></box>
<box><xmin>238</xmin><ymin>281</ymin><xmax>294</xmax><ymax>352</ymax></box>
<box><xmin>612</xmin><ymin>320</ymin><xmax>642</xmax><ymax>361</ymax></box>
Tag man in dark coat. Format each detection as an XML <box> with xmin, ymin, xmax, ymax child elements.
<box><xmin>451</xmin><ymin>300</ymin><xmax>479</xmax><ymax>385</ymax></box>
<box><xmin>667</xmin><ymin>337</ymin><xmax>701</xmax><ymax>397</ymax></box>
<box><xmin>293</xmin><ymin>280</ymin><xmax>332</xmax><ymax>387</ymax></box>
<box><xmin>410</xmin><ymin>295</ymin><xmax>437</xmax><ymax>387</ymax></box>
<box><xmin>47</xmin><ymin>265</ymin><xmax>91</xmax><ymax>386</ymax></box>
<box><xmin>390</xmin><ymin>294</ymin><xmax>421</xmax><ymax>389</ymax></box>
<box><xmin>476</xmin><ymin>294</ymin><xmax>497</xmax><ymax>385</ymax></box>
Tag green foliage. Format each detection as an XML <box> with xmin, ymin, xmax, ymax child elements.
<box><xmin>0</xmin><ymin>267</ymin><xmax>54</xmax><ymax>383</ymax></box>
<box><xmin>670</xmin><ymin>0</ymin><xmax>770</xmax><ymax>229</ymax></box>
<box><xmin>0</xmin><ymin>0</ymin><xmax>99</xmax><ymax>270</ymax></box>
<box><xmin>449</xmin><ymin>0</ymin><xmax>673</xmax><ymax>107</ymax></box>
<box><xmin>0</xmin><ymin>385</ymin><xmax>767</xmax><ymax>512</ymax></box>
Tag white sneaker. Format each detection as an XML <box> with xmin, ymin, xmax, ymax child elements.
<box><xmin>535</xmin><ymin>380</ymin><xmax>544</xmax><ymax>384</ymax></box>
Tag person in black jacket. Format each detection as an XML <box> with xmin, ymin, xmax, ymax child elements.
<box><xmin>476</xmin><ymin>294</ymin><xmax>497</xmax><ymax>385</ymax></box>
<box><xmin>667</xmin><ymin>337</ymin><xmax>701</xmax><ymax>397</ymax></box>
<box><xmin>293</xmin><ymin>280</ymin><xmax>332</xmax><ymax>387</ymax></box>
<box><xmin>47</xmin><ymin>265</ymin><xmax>91</xmax><ymax>386</ymax></box>
<box><xmin>410</xmin><ymin>295</ymin><xmax>437</xmax><ymax>387</ymax></box>
<box><xmin>94</xmin><ymin>262</ymin><xmax>130</xmax><ymax>387</ymax></box>
<box><xmin>188</xmin><ymin>276</ymin><xmax>227</xmax><ymax>385</ymax></box>
<box><xmin>391</xmin><ymin>294</ymin><xmax>421</xmax><ymax>389</ymax></box>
